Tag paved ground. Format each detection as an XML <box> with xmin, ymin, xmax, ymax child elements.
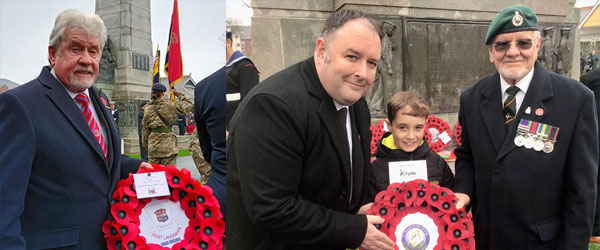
<box><xmin>175</xmin><ymin>156</ymin><xmax>203</xmax><ymax>181</ymax></box>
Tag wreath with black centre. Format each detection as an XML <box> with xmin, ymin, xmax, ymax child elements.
<box><xmin>366</xmin><ymin>179</ymin><xmax>475</xmax><ymax>250</ymax></box>
<box><xmin>103</xmin><ymin>164</ymin><xmax>224</xmax><ymax>250</ymax></box>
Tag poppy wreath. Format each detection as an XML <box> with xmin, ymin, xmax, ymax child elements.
<box><xmin>424</xmin><ymin>115</ymin><xmax>451</xmax><ymax>153</ymax></box>
<box><xmin>102</xmin><ymin>164</ymin><xmax>225</xmax><ymax>250</ymax></box>
<box><xmin>370</xmin><ymin>120</ymin><xmax>386</xmax><ymax>156</ymax></box>
<box><xmin>366</xmin><ymin>179</ymin><xmax>475</xmax><ymax>250</ymax></box>
<box><xmin>453</xmin><ymin>121</ymin><xmax>462</xmax><ymax>146</ymax></box>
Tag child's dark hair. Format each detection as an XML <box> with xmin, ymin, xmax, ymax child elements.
<box><xmin>387</xmin><ymin>91</ymin><xmax>430</xmax><ymax>122</ymax></box>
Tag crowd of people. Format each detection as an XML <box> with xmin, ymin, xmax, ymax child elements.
<box><xmin>2</xmin><ymin>4</ymin><xmax>600</xmax><ymax>250</ymax></box>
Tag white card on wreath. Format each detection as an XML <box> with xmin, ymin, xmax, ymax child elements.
<box><xmin>133</xmin><ymin>171</ymin><xmax>171</xmax><ymax>199</ymax></box>
<box><xmin>389</xmin><ymin>160</ymin><xmax>428</xmax><ymax>184</ymax></box>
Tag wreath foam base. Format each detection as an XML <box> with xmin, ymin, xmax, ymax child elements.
<box><xmin>366</xmin><ymin>179</ymin><xmax>475</xmax><ymax>250</ymax></box>
<box><xmin>103</xmin><ymin>164</ymin><xmax>225</xmax><ymax>250</ymax></box>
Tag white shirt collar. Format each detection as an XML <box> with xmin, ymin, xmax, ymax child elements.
<box><xmin>50</xmin><ymin>68</ymin><xmax>90</xmax><ymax>99</ymax></box>
<box><xmin>500</xmin><ymin>67</ymin><xmax>534</xmax><ymax>95</ymax></box>
<box><xmin>332</xmin><ymin>100</ymin><xmax>348</xmax><ymax>111</ymax></box>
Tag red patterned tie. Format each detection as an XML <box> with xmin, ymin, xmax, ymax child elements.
<box><xmin>75</xmin><ymin>93</ymin><xmax>108</xmax><ymax>161</ymax></box>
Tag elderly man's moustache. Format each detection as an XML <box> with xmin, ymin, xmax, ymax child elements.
<box><xmin>73</xmin><ymin>68</ymin><xmax>94</xmax><ymax>74</ymax></box>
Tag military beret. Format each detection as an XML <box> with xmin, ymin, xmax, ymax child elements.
<box><xmin>485</xmin><ymin>5</ymin><xmax>538</xmax><ymax>45</ymax></box>
<box><xmin>152</xmin><ymin>84</ymin><xmax>167</xmax><ymax>92</ymax></box>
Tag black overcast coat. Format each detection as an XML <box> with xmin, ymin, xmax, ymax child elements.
<box><xmin>227</xmin><ymin>57</ymin><xmax>372</xmax><ymax>250</ymax></box>
<box><xmin>454</xmin><ymin>62</ymin><xmax>598</xmax><ymax>250</ymax></box>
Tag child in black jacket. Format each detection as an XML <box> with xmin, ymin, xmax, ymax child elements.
<box><xmin>369</xmin><ymin>92</ymin><xmax>454</xmax><ymax>199</ymax></box>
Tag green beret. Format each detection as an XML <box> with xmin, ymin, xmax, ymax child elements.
<box><xmin>485</xmin><ymin>5</ymin><xmax>538</xmax><ymax>45</ymax></box>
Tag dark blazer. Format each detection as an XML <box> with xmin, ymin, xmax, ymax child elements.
<box><xmin>194</xmin><ymin>66</ymin><xmax>227</xmax><ymax>221</ymax></box>
<box><xmin>0</xmin><ymin>67</ymin><xmax>142</xmax><ymax>249</ymax></box>
<box><xmin>454</xmin><ymin>62</ymin><xmax>598</xmax><ymax>250</ymax></box>
<box><xmin>227</xmin><ymin>57</ymin><xmax>372</xmax><ymax>250</ymax></box>
<box><xmin>580</xmin><ymin>69</ymin><xmax>600</xmax><ymax>236</ymax></box>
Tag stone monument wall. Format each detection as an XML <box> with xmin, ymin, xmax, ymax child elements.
<box><xmin>252</xmin><ymin>0</ymin><xmax>578</xmax><ymax>119</ymax></box>
<box><xmin>97</xmin><ymin>0</ymin><xmax>153</xmax><ymax>154</ymax></box>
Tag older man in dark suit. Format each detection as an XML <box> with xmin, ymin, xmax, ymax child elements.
<box><xmin>0</xmin><ymin>9</ymin><xmax>150</xmax><ymax>249</ymax></box>
<box><xmin>453</xmin><ymin>5</ymin><xmax>598</xmax><ymax>250</ymax></box>
<box><xmin>227</xmin><ymin>9</ymin><xmax>394</xmax><ymax>250</ymax></box>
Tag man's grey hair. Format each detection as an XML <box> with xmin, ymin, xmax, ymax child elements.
<box><xmin>321</xmin><ymin>9</ymin><xmax>383</xmax><ymax>42</ymax></box>
<box><xmin>48</xmin><ymin>9</ymin><xmax>107</xmax><ymax>60</ymax></box>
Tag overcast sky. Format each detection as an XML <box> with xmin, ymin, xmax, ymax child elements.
<box><xmin>226</xmin><ymin>0</ymin><xmax>252</xmax><ymax>25</ymax></box>
<box><xmin>0</xmin><ymin>0</ymin><xmax>225</xmax><ymax>84</ymax></box>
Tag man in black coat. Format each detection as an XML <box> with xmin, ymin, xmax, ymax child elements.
<box><xmin>177</xmin><ymin>114</ymin><xmax>186</xmax><ymax>135</ymax></box>
<box><xmin>227</xmin><ymin>9</ymin><xmax>394</xmax><ymax>250</ymax></box>
<box><xmin>454</xmin><ymin>5</ymin><xmax>598</xmax><ymax>250</ymax></box>
<box><xmin>580</xmin><ymin>67</ymin><xmax>600</xmax><ymax>244</ymax></box>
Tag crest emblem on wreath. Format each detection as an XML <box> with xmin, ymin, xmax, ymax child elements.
<box><xmin>512</xmin><ymin>11</ymin><xmax>523</xmax><ymax>26</ymax></box>
<box><xmin>154</xmin><ymin>208</ymin><xmax>169</xmax><ymax>222</ymax></box>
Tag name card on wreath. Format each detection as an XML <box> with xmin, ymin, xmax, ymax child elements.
<box><xmin>389</xmin><ymin>160</ymin><xmax>427</xmax><ymax>184</ymax></box>
<box><xmin>133</xmin><ymin>171</ymin><xmax>170</xmax><ymax>198</ymax></box>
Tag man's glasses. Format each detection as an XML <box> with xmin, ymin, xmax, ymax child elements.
<box><xmin>491</xmin><ymin>40</ymin><xmax>533</xmax><ymax>52</ymax></box>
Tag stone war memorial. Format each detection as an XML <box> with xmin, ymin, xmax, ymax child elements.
<box><xmin>96</xmin><ymin>0</ymin><xmax>153</xmax><ymax>154</ymax></box>
<box><xmin>251</xmin><ymin>0</ymin><xmax>580</xmax><ymax>148</ymax></box>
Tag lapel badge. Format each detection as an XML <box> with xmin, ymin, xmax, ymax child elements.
<box><xmin>535</xmin><ymin>108</ymin><xmax>544</xmax><ymax>116</ymax></box>
<box><xmin>525</xmin><ymin>106</ymin><xmax>531</xmax><ymax>114</ymax></box>
<box><xmin>512</xmin><ymin>11</ymin><xmax>523</xmax><ymax>26</ymax></box>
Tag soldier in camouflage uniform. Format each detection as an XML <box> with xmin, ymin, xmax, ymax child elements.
<box><xmin>142</xmin><ymin>84</ymin><xmax>192</xmax><ymax>166</ymax></box>
<box><xmin>189</xmin><ymin>127</ymin><xmax>211</xmax><ymax>184</ymax></box>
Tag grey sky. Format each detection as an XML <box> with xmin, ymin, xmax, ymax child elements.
<box><xmin>0</xmin><ymin>0</ymin><xmax>225</xmax><ymax>84</ymax></box>
<box><xmin>226</xmin><ymin>0</ymin><xmax>252</xmax><ymax>25</ymax></box>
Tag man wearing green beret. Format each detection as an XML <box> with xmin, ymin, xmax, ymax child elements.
<box><xmin>453</xmin><ymin>5</ymin><xmax>598</xmax><ymax>249</ymax></box>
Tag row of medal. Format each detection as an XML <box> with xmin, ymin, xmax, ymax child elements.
<box><xmin>513</xmin><ymin>119</ymin><xmax>559</xmax><ymax>153</ymax></box>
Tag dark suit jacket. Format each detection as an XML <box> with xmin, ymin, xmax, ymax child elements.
<box><xmin>227</xmin><ymin>57</ymin><xmax>372</xmax><ymax>250</ymax></box>
<box><xmin>194</xmin><ymin>66</ymin><xmax>226</xmax><ymax>221</ymax></box>
<box><xmin>454</xmin><ymin>62</ymin><xmax>598</xmax><ymax>250</ymax></box>
<box><xmin>0</xmin><ymin>67</ymin><xmax>142</xmax><ymax>249</ymax></box>
<box><xmin>580</xmin><ymin>69</ymin><xmax>600</xmax><ymax>236</ymax></box>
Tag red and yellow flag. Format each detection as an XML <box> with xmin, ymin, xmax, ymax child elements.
<box><xmin>164</xmin><ymin>0</ymin><xmax>183</xmax><ymax>101</ymax></box>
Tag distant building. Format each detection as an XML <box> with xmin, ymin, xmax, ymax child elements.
<box><xmin>579</xmin><ymin>1</ymin><xmax>600</xmax><ymax>56</ymax></box>
<box><xmin>227</xmin><ymin>25</ymin><xmax>252</xmax><ymax>57</ymax></box>
<box><xmin>0</xmin><ymin>78</ymin><xmax>19</xmax><ymax>94</ymax></box>
<box><xmin>157</xmin><ymin>75</ymin><xmax>196</xmax><ymax>100</ymax></box>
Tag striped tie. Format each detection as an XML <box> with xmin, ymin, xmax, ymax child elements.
<box><xmin>503</xmin><ymin>86</ymin><xmax>520</xmax><ymax>132</ymax></box>
<box><xmin>75</xmin><ymin>93</ymin><xmax>108</xmax><ymax>161</ymax></box>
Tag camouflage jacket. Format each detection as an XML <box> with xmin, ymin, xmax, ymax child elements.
<box><xmin>142</xmin><ymin>95</ymin><xmax>193</xmax><ymax>158</ymax></box>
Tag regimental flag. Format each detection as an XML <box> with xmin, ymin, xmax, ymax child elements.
<box><xmin>152</xmin><ymin>45</ymin><xmax>160</xmax><ymax>87</ymax></box>
<box><xmin>164</xmin><ymin>0</ymin><xmax>183</xmax><ymax>102</ymax></box>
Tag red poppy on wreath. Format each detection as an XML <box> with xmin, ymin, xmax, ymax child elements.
<box><xmin>424</xmin><ymin>115</ymin><xmax>452</xmax><ymax>153</ymax></box>
<box><xmin>104</xmin><ymin>164</ymin><xmax>224</xmax><ymax>250</ymax></box>
<box><xmin>453</xmin><ymin>120</ymin><xmax>462</xmax><ymax>146</ymax></box>
<box><xmin>366</xmin><ymin>180</ymin><xmax>474</xmax><ymax>250</ymax></box>
<box><xmin>370</xmin><ymin>120</ymin><xmax>386</xmax><ymax>156</ymax></box>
